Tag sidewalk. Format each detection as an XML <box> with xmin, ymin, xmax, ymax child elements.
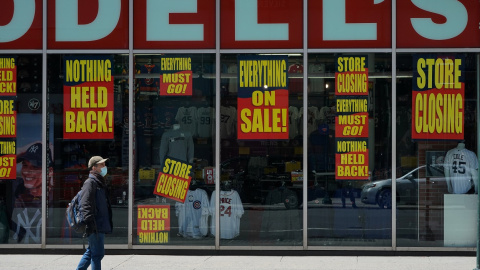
<box><xmin>0</xmin><ymin>254</ymin><xmax>476</xmax><ymax>270</ymax></box>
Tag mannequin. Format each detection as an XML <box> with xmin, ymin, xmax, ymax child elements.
<box><xmin>444</xmin><ymin>142</ymin><xmax>479</xmax><ymax>194</ymax></box>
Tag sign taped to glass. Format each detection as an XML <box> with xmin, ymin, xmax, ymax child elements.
<box><xmin>62</xmin><ymin>55</ymin><xmax>114</xmax><ymax>140</ymax></box>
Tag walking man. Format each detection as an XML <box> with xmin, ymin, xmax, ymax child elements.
<box><xmin>76</xmin><ymin>156</ymin><xmax>112</xmax><ymax>270</ymax></box>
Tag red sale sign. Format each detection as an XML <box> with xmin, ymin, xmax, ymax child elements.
<box><xmin>411</xmin><ymin>54</ymin><xmax>465</xmax><ymax>140</ymax></box>
<box><xmin>63</xmin><ymin>56</ymin><xmax>114</xmax><ymax>140</ymax></box>
<box><xmin>137</xmin><ymin>205</ymin><xmax>171</xmax><ymax>234</ymax></box>
<box><xmin>153</xmin><ymin>157</ymin><xmax>192</xmax><ymax>203</ymax></box>
<box><xmin>335</xmin><ymin>149</ymin><xmax>369</xmax><ymax>180</ymax></box>
<box><xmin>159</xmin><ymin>57</ymin><xmax>193</xmax><ymax>96</ymax></box>
<box><xmin>0</xmin><ymin>57</ymin><xmax>17</xmax><ymax>97</ymax></box>
<box><xmin>237</xmin><ymin>55</ymin><xmax>289</xmax><ymax>140</ymax></box>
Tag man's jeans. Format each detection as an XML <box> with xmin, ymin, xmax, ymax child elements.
<box><xmin>76</xmin><ymin>233</ymin><xmax>105</xmax><ymax>270</ymax></box>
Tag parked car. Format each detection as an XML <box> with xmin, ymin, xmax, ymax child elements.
<box><xmin>361</xmin><ymin>165</ymin><xmax>442</xmax><ymax>208</ymax></box>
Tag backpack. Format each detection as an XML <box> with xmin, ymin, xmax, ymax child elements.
<box><xmin>65</xmin><ymin>189</ymin><xmax>86</xmax><ymax>234</ymax></box>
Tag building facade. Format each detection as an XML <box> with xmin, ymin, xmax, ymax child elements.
<box><xmin>0</xmin><ymin>0</ymin><xmax>479</xmax><ymax>253</ymax></box>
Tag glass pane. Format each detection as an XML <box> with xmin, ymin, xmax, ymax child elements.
<box><xmin>396</xmin><ymin>53</ymin><xmax>478</xmax><ymax>247</ymax></box>
<box><xmin>307</xmin><ymin>53</ymin><xmax>392</xmax><ymax>247</ymax></box>
<box><xmin>0</xmin><ymin>54</ymin><xmax>42</xmax><ymax>244</ymax></box>
<box><xmin>46</xmin><ymin>54</ymin><xmax>129</xmax><ymax>244</ymax></box>
<box><xmin>219</xmin><ymin>53</ymin><xmax>303</xmax><ymax>246</ymax></box>
<box><xmin>133</xmin><ymin>54</ymin><xmax>216</xmax><ymax>246</ymax></box>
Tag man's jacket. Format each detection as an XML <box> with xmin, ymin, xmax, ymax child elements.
<box><xmin>79</xmin><ymin>172</ymin><xmax>113</xmax><ymax>235</ymax></box>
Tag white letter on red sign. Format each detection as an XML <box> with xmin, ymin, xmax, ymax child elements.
<box><xmin>0</xmin><ymin>0</ymin><xmax>35</xmax><ymax>42</ymax></box>
<box><xmin>147</xmin><ymin>0</ymin><xmax>203</xmax><ymax>41</ymax></box>
<box><xmin>235</xmin><ymin>0</ymin><xmax>288</xmax><ymax>41</ymax></box>
<box><xmin>323</xmin><ymin>0</ymin><xmax>377</xmax><ymax>41</ymax></box>
<box><xmin>411</xmin><ymin>0</ymin><xmax>467</xmax><ymax>40</ymax></box>
<box><xmin>56</xmin><ymin>0</ymin><xmax>121</xmax><ymax>41</ymax></box>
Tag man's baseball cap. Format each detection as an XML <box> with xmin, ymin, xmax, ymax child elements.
<box><xmin>88</xmin><ymin>156</ymin><xmax>108</xmax><ymax>169</ymax></box>
<box><xmin>17</xmin><ymin>142</ymin><xmax>52</xmax><ymax>167</ymax></box>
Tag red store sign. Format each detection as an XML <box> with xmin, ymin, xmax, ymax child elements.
<box><xmin>0</xmin><ymin>0</ymin><xmax>479</xmax><ymax>49</ymax></box>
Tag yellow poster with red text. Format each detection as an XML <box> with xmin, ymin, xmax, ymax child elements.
<box><xmin>0</xmin><ymin>56</ymin><xmax>17</xmax><ymax>180</ymax></box>
<box><xmin>412</xmin><ymin>54</ymin><xmax>464</xmax><ymax>140</ymax></box>
<box><xmin>63</xmin><ymin>56</ymin><xmax>114</xmax><ymax>140</ymax></box>
<box><xmin>335</xmin><ymin>55</ymin><xmax>369</xmax><ymax>180</ymax></box>
<box><xmin>237</xmin><ymin>55</ymin><xmax>289</xmax><ymax>140</ymax></box>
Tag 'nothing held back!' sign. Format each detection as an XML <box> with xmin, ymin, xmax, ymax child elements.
<box><xmin>63</xmin><ymin>56</ymin><xmax>114</xmax><ymax>140</ymax></box>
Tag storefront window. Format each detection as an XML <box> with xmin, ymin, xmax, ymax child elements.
<box><xmin>307</xmin><ymin>53</ymin><xmax>392</xmax><ymax>246</ymax></box>
<box><xmin>133</xmin><ymin>54</ymin><xmax>216</xmax><ymax>246</ymax></box>
<box><xmin>396</xmin><ymin>53</ymin><xmax>478</xmax><ymax>247</ymax></box>
<box><xmin>0</xmin><ymin>54</ymin><xmax>42</xmax><ymax>244</ymax></box>
<box><xmin>218</xmin><ymin>54</ymin><xmax>303</xmax><ymax>246</ymax></box>
<box><xmin>46</xmin><ymin>54</ymin><xmax>129</xmax><ymax>245</ymax></box>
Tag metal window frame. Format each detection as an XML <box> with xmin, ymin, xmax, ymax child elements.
<box><xmin>0</xmin><ymin>0</ymin><xmax>478</xmax><ymax>252</ymax></box>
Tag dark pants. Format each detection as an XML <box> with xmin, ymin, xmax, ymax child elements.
<box><xmin>341</xmin><ymin>185</ymin><xmax>356</xmax><ymax>207</ymax></box>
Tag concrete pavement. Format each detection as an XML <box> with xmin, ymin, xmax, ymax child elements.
<box><xmin>0</xmin><ymin>254</ymin><xmax>476</xmax><ymax>270</ymax></box>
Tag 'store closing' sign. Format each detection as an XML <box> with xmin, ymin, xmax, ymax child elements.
<box><xmin>153</xmin><ymin>157</ymin><xmax>192</xmax><ymax>203</ymax></box>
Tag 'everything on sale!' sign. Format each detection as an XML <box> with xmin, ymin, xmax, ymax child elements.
<box><xmin>63</xmin><ymin>56</ymin><xmax>114</xmax><ymax>140</ymax></box>
<box><xmin>237</xmin><ymin>55</ymin><xmax>289</xmax><ymax>140</ymax></box>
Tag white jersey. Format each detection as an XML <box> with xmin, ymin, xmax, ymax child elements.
<box><xmin>197</xmin><ymin>107</ymin><xmax>215</xmax><ymax>138</ymax></box>
<box><xmin>176</xmin><ymin>106</ymin><xmax>198</xmax><ymax>137</ymax></box>
<box><xmin>209</xmin><ymin>190</ymin><xmax>244</xmax><ymax>239</ymax></box>
<box><xmin>220</xmin><ymin>106</ymin><xmax>236</xmax><ymax>138</ymax></box>
<box><xmin>175</xmin><ymin>188</ymin><xmax>210</xmax><ymax>238</ymax></box>
<box><xmin>289</xmin><ymin>106</ymin><xmax>300</xmax><ymax>139</ymax></box>
<box><xmin>444</xmin><ymin>145</ymin><xmax>479</xmax><ymax>194</ymax></box>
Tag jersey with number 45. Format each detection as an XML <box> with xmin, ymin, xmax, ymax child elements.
<box><xmin>176</xmin><ymin>106</ymin><xmax>198</xmax><ymax>137</ymax></box>
<box><xmin>444</xmin><ymin>147</ymin><xmax>479</xmax><ymax>194</ymax></box>
<box><xmin>209</xmin><ymin>190</ymin><xmax>244</xmax><ymax>239</ymax></box>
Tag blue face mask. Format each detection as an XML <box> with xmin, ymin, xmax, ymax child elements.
<box><xmin>100</xmin><ymin>166</ymin><xmax>108</xmax><ymax>177</ymax></box>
